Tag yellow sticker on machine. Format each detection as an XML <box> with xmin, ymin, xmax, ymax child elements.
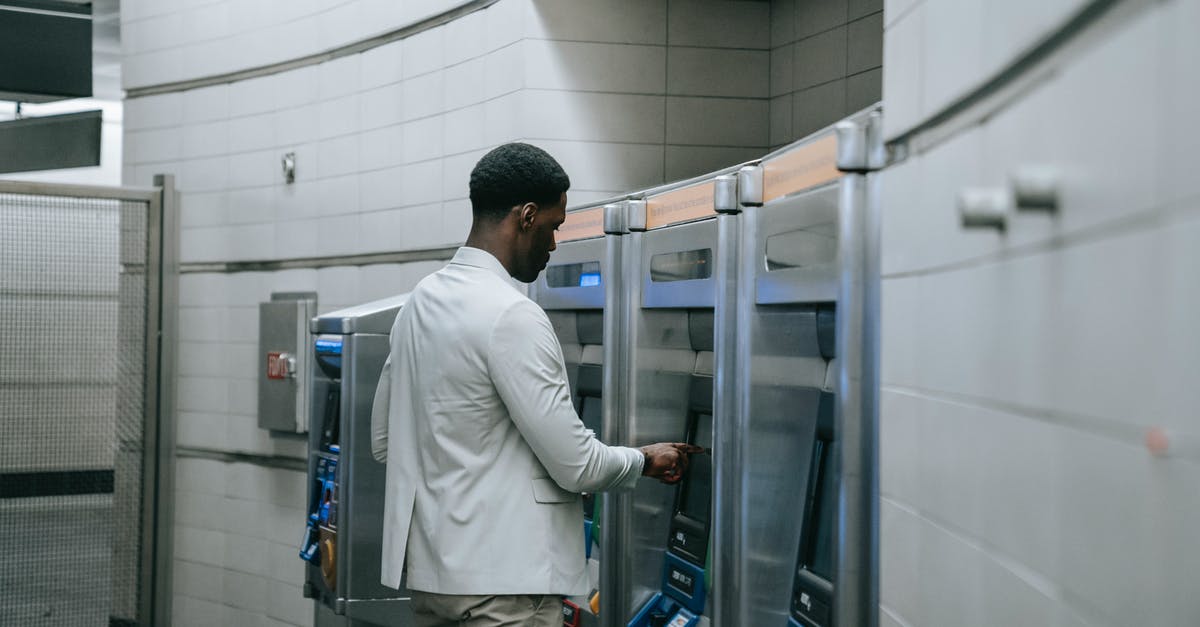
<box><xmin>555</xmin><ymin>205</ymin><xmax>606</xmax><ymax>243</ymax></box>
<box><xmin>762</xmin><ymin>134</ymin><xmax>841</xmax><ymax>203</ymax></box>
<box><xmin>646</xmin><ymin>181</ymin><xmax>715</xmax><ymax>230</ymax></box>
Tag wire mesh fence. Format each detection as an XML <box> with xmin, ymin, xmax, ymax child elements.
<box><xmin>0</xmin><ymin>192</ymin><xmax>152</xmax><ymax>627</ymax></box>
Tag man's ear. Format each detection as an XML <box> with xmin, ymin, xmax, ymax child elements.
<box><xmin>518</xmin><ymin>202</ymin><xmax>538</xmax><ymax>231</ymax></box>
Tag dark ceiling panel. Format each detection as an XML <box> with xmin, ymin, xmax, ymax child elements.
<box><xmin>0</xmin><ymin>3</ymin><xmax>93</xmax><ymax>102</ymax></box>
<box><xmin>0</xmin><ymin>109</ymin><xmax>102</xmax><ymax>173</ymax></box>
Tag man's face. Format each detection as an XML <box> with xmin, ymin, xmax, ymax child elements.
<box><xmin>513</xmin><ymin>192</ymin><xmax>566</xmax><ymax>283</ymax></box>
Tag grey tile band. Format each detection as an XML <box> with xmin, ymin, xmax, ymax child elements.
<box><xmin>176</xmin><ymin>446</ymin><xmax>307</xmax><ymax>472</ymax></box>
<box><xmin>0</xmin><ymin>470</ymin><xmax>115</xmax><ymax>498</ymax></box>
<box><xmin>179</xmin><ymin>245</ymin><xmax>459</xmax><ymax>274</ymax></box>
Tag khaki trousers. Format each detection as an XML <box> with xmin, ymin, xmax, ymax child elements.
<box><xmin>410</xmin><ymin>590</ymin><xmax>562</xmax><ymax>627</ymax></box>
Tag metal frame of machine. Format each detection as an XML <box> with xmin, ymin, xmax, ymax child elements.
<box><xmin>304</xmin><ymin>294</ymin><xmax>413</xmax><ymax>626</ymax></box>
<box><xmin>603</xmin><ymin>163</ymin><xmax>748</xmax><ymax>627</ymax></box>
<box><xmin>294</xmin><ymin>104</ymin><xmax>883</xmax><ymax>627</ymax></box>
<box><xmin>725</xmin><ymin>106</ymin><xmax>885</xmax><ymax>627</ymax></box>
<box><xmin>596</xmin><ymin>104</ymin><xmax>882</xmax><ymax>627</ymax></box>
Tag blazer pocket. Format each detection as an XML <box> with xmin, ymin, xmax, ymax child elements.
<box><xmin>531</xmin><ymin>477</ymin><xmax>575</xmax><ymax>504</ymax></box>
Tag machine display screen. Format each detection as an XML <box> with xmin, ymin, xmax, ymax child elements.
<box><xmin>678</xmin><ymin>413</ymin><xmax>713</xmax><ymax>523</ymax></box>
<box><xmin>650</xmin><ymin>248</ymin><xmax>712</xmax><ymax>282</ymax></box>
<box><xmin>801</xmin><ymin>439</ymin><xmax>835</xmax><ymax>582</ymax></box>
<box><xmin>546</xmin><ymin>261</ymin><xmax>602</xmax><ymax>288</ymax></box>
<box><xmin>579</xmin><ymin>395</ymin><xmax>603</xmax><ymax>522</ymax></box>
<box><xmin>319</xmin><ymin>388</ymin><xmax>340</xmax><ymax>451</ymax></box>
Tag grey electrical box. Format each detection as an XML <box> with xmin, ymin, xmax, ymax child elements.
<box><xmin>259</xmin><ymin>292</ymin><xmax>318</xmax><ymax>432</ymax></box>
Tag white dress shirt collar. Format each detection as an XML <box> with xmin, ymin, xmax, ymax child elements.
<box><xmin>450</xmin><ymin>246</ymin><xmax>514</xmax><ymax>283</ymax></box>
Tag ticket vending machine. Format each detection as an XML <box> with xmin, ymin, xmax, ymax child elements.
<box><xmin>529</xmin><ymin>201</ymin><xmax>613</xmax><ymax>627</ymax></box>
<box><xmin>300</xmin><ymin>294</ymin><xmax>413</xmax><ymax>626</ymax></box>
<box><xmin>605</xmin><ymin>166</ymin><xmax>742</xmax><ymax>627</ymax></box>
<box><xmin>724</xmin><ymin>106</ymin><xmax>883</xmax><ymax>627</ymax></box>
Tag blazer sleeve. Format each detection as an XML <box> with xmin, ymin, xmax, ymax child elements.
<box><xmin>487</xmin><ymin>299</ymin><xmax>644</xmax><ymax>493</ymax></box>
<box><xmin>369</xmin><ymin>354</ymin><xmax>391</xmax><ymax>463</ymax></box>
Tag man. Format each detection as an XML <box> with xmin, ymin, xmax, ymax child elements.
<box><xmin>372</xmin><ymin>143</ymin><xmax>698</xmax><ymax>626</ymax></box>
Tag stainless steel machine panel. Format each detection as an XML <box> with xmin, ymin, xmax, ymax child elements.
<box><xmin>311</xmin><ymin>292</ymin><xmax>410</xmax><ymax>335</ymax></box>
<box><xmin>532</xmin><ymin>235</ymin><xmax>606</xmax><ymax>311</ymax></box>
<box><xmin>728</xmin><ymin>105</ymin><xmax>882</xmax><ymax>627</ymax></box>
<box><xmin>730</xmin><ymin>175</ymin><xmax>844</xmax><ymax>627</ymax></box>
<box><xmin>304</xmin><ymin>295</ymin><xmax>413</xmax><ymax>627</ymax></box>
<box><xmin>641</xmin><ymin>220</ymin><xmax>719</xmax><ymax>309</ymax></box>
<box><xmin>619</xmin><ymin>216</ymin><xmax>721</xmax><ymax>626</ymax></box>
<box><xmin>339</xmin><ymin>331</ymin><xmax>411</xmax><ymax>625</ymax></box>
<box><xmin>755</xmin><ymin>186</ymin><xmax>841</xmax><ymax>305</ymax></box>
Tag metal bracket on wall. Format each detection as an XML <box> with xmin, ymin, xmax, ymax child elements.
<box><xmin>282</xmin><ymin>152</ymin><xmax>296</xmax><ymax>184</ymax></box>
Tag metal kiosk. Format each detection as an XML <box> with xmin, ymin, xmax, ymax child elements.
<box><xmin>301</xmin><ymin>294</ymin><xmax>414</xmax><ymax>626</ymax></box>
<box><xmin>724</xmin><ymin>107</ymin><xmax>883</xmax><ymax>627</ymax></box>
<box><xmin>609</xmin><ymin>166</ymin><xmax>743</xmax><ymax>627</ymax></box>
<box><xmin>529</xmin><ymin>201</ymin><xmax>613</xmax><ymax>627</ymax></box>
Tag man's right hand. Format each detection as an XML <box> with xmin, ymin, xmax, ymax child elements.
<box><xmin>639</xmin><ymin>443</ymin><xmax>705</xmax><ymax>484</ymax></box>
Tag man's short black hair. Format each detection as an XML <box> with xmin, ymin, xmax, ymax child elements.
<box><xmin>469</xmin><ymin>143</ymin><xmax>570</xmax><ymax>221</ymax></box>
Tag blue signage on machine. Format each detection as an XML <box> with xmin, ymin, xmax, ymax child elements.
<box><xmin>628</xmin><ymin>410</ymin><xmax>713</xmax><ymax>627</ymax></box>
<box><xmin>579</xmin><ymin>271</ymin><xmax>601</xmax><ymax>287</ymax></box>
<box><xmin>300</xmin><ymin>456</ymin><xmax>337</xmax><ymax>564</ymax></box>
<box><xmin>314</xmin><ymin>335</ymin><xmax>343</xmax><ymax>375</ymax></box>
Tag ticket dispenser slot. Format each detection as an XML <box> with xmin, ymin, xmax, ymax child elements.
<box><xmin>314</xmin><ymin>335</ymin><xmax>343</xmax><ymax>450</ymax></box>
<box><xmin>628</xmin><ymin>377</ymin><xmax>713</xmax><ymax>627</ymax></box>
<box><xmin>576</xmin><ymin>358</ymin><xmax>603</xmax><ymax>559</ymax></box>
<box><xmin>790</xmin><ymin>393</ymin><xmax>836</xmax><ymax>627</ymax></box>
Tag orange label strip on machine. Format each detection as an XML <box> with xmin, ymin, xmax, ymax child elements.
<box><xmin>761</xmin><ymin>133</ymin><xmax>841</xmax><ymax>203</ymax></box>
<box><xmin>555</xmin><ymin>205</ymin><xmax>606</xmax><ymax>243</ymax></box>
<box><xmin>646</xmin><ymin>180</ymin><xmax>715</xmax><ymax>230</ymax></box>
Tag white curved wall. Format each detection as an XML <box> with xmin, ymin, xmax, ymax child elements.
<box><xmin>879</xmin><ymin>0</ymin><xmax>1200</xmax><ymax>625</ymax></box>
<box><xmin>124</xmin><ymin>0</ymin><xmax>775</xmax><ymax>265</ymax></box>
<box><xmin>121</xmin><ymin>0</ymin><xmax>470</xmax><ymax>89</ymax></box>
<box><xmin>883</xmin><ymin>0</ymin><xmax>1095</xmax><ymax>138</ymax></box>
<box><xmin>122</xmin><ymin>1</ymin><xmax>775</xmax><ymax>625</ymax></box>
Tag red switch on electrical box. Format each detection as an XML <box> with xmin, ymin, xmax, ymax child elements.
<box><xmin>267</xmin><ymin>351</ymin><xmax>293</xmax><ymax>380</ymax></box>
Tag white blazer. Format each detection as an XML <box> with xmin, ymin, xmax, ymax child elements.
<box><xmin>371</xmin><ymin>247</ymin><xmax>644</xmax><ymax>596</ymax></box>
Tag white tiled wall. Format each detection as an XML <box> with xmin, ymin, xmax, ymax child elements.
<box><xmin>769</xmin><ymin>0</ymin><xmax>883</xmax><ymax>147</ymax></box>
<box><xmin>125</xmin><ymin>3</ymin><xmax>777</xmax><ymax>264</ymax></box>
<box><xmin>523</xmin><ymin>0</ymin><xmax>772</xmax><ymax>185</ymax></box>
<box><xmin>124</xmin><ymin>40</ymin><xmax>520</xmax><ymax>262</ymax></box>
<box><xmin>122</xmin><ymin>1</ymin><xmax>780</xmax><ymax>624</ymax></box>
<box><xmin>881</xmin><ymin>0</ymin><xmax>1091</xmax><ymax>140</ymax></box>
<box><xmin>879</xmin><ymin>0</ymin><xmax>1200</xmax><ymax>624</ymax></box>
<box><xmin>121</xmin><ymin>0</ymin><xmax>483</xmax><ymax>89</ymax></box>
<box><xmin>172</xmin><ymin>457</ymin><xmax>313</xmax><ymax>627</ymax></box>
<box><xmin>170</xmin><ymin>261</ymin><xmax>443</xmax><ymax>626</ymax></box>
